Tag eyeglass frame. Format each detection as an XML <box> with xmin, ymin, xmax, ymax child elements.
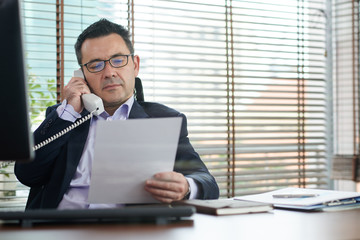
<box><xmin>80</xmin><ymin>53</ymin><xmax>134</xmax><ymax>73</ymax></box>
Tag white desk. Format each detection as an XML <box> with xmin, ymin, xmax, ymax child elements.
<box><xmin>1</xmin><ymin>208</ymin><xmax>359</xmax><ymax>240</ymax></box>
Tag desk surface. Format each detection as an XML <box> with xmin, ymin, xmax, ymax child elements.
<box><xmin>1</xmin><ymin>208</ymin><xmax>359</xmax><ymax>240</ymax></box>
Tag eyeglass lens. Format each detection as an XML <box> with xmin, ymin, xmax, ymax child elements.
<box><xmin>86</xmin><ymin>55</ymin><xmax>129</xmax><ymax>73</ymax></box>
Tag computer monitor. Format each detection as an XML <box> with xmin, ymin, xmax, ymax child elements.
<box><xmin>0</xmin><ymin>0</ymin><xmax>34</xmax><ymax>161</ymax></box>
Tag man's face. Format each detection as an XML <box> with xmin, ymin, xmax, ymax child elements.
<box><xmin>80</xmin><ymin>33</ymin><xmax>139</xmax><ymax>111</ymax></box>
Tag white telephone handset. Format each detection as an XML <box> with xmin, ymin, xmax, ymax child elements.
<box><xmin>33</xmin><ymin>70</ymin><xmax>104</xmax><ymax>151</ymax></box>
<box><xmin>73</xmin><ymin>69</ymin><xmax>105</xmax><ymax>116</ymax></box>
<box><xmin>81</xmin><ymin>94</ymin><xmax>104</xmax><ymax>116</ymax></box>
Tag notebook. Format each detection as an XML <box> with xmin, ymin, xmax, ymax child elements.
<box><xmin>175</xmin><ymin>199</ymin><xmax>273</xmax><ymax>216</ymax></box>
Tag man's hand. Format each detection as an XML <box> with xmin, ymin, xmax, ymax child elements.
<box><xmin>144</xmin><ymin>172</ymin><xmax>189</xmax><ymax>203</ymax></box>
<box><xmin>64</xmin><ymin>76</ymin><xmax>91</xmax><ymax>113</ymax></box>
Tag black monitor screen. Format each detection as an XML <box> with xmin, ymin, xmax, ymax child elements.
<box><xmin>0</xmin><ymin>0</ymin><xmax>34</xmax><ymax>161</ymax></box>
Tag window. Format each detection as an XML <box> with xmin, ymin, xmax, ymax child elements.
<box><xmin>0</xmin><ymin>0</ymin><xmax>332</xmax><ymax>208</ymax></box>
<box><xmin>128</xmin><ymin>0</ymin><xmax>329</xmax><ymax>197</ymax></box>
<box><xmin>331</xmin><ymin>0</ymin><xmax>360</xmax><ymax>190</ymax></box>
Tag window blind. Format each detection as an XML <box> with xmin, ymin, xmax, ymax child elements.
<box><xmin>229</xmin><ymin>0</ymin><xmax>329</xmax><ymax>195</ymax></box>
<box><xmin>0</xmin><ymin>0</ymin><xmax>129</xmax><ymax>209</ymax></box>
<box><xmin>22</xmin><ymin>0</ymin><xmax>58</xmax><ymax>129</ymax></box>
<box><xmin>0</xmin><ymin>0</ymin><xmax>332</xmax><ymax>209</ymax></box>
<box><xmin>0</xmin><ymin>162</ymin><xmax>27</xmax><ymax>209</ymax></box>
<box><xmin>129</xmin><ymin>0</ymin><xmax>329</xmax><ymax>197</ymax></box>
<box><xmin>131</xmin><ymin>0</ymin><xmax>232</xmax><ymax>197</ymax></box>
<box><xmin>331</xmin><ymin>0</ymin><xmax>360</xmax><ymax>182</ymax></box>
<box><xmin>0</xmin><ymin>0</ymin><xmax>59</xmax><ymax>209</ymax></box>
<box><xmin>62</xmin><ymin>0</ymin><xmax>129</xmax><ymax>86</ymax></box>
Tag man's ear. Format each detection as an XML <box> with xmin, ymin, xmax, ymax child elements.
<box><xmin>80</xmin><ymin>67</ymin><xmax>94</xmax><ymax>93</ymax></box>
<box><xmin>80</xmin><ymin>67</ymin><xmax>88</xmax><ymax>83</ymax></box>
<box><xmin>133</xmin><ymin>55</ymin><xmax>140</xmax><ymax>77</ymax></box>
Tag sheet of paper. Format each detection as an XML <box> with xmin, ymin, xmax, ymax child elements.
<box><xmin>236</xmin><ymin>187</ymin><xmax>360</xmax><ymax>206</ymax></box>
<box><xmin>88</xmin><ymin>117</ymin><xmax>182</xmax><ymax>204</ymax></box>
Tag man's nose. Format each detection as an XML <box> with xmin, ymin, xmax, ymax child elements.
<box><xmin>102</xmin><ymin>60</ymin><xmax>116</xmax><ymax>78</ymax></box>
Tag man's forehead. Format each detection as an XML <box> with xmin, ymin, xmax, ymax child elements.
<box><xmin>81</xmin><ymin>34</ymin><xmax>129</xmax><ymax>61</ymax></box>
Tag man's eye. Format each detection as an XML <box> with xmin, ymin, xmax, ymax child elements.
<box><xmin>111</xmin><ymin>58</ymin><xmax>124</xmax><ymax>66</ymax></box>
<box><xmin>88</xmin><ymin>61</ymin><xmax>104</xmax><ymax>71</ymax></box>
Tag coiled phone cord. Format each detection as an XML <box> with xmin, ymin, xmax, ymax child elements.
<box><xmin>32</xmin><ymin>110</ymin><xmax>96</xmax><ymax>151</ymax></box>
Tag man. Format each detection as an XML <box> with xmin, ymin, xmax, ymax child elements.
<box><xmin>15</xmin><ymin>19</ymin><xmax>219</xmax><ymax>209</ymax></box>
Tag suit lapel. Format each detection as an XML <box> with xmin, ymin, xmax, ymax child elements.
<box><xmin>60</xmin><ymin>119</ymin><xmax>91</xmax><ymax>198</ymax></box>
<box><xmin>66</xmin><ymin>111</ymin><xmax>91</xmax><ymax>173</ymax></box>
<box><xmin>129</xmin><ymin>100</ymin><xmax>149</xmax><ymax>119</ymax></box>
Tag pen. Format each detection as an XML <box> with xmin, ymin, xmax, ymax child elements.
<box><xmin>272</xmin><ymin>193</ymin><xmax>319</xmax><ymax>198</ymax></box>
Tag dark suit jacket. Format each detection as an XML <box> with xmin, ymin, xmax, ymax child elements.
<box><xmin>15</xmin><ymin>100</ymin><xmax>219</xmax><ymax>209</ymax></box>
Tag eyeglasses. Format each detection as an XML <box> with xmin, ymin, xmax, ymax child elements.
<box><xmin>81</xmin><ymin>54</ymin><xmax>134</xmax><ymax>73</ymax></box>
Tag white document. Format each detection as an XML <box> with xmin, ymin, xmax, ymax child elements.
<box><xmin>88</xmin><ymin>117</ymin><xmax>182</xmax><ymax>204</ymax></box>
<box><xmin>236</xmin><ymin>187</ymin><xmax>360</xmax><ymax>207</ymax></box>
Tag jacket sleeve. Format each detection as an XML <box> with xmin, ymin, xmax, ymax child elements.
<box><xmin>14</xmin><ymin>105</ymin><xmax>83</xmax><ymax>187</ymax></box>
<box><xmin>174</xmin><ymin>113</ymin><xmax>220</xmax><ymax>199</ymax></box>
<box><xmin>137</xmin><ymin>101</ymin><xmax>219</xmax><ymax>199</ymax></box>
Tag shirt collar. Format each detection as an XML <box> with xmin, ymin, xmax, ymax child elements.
<box><xmin>97</xmin><ymin>95</ymin><xmax>134</xmax><ymax>121</ymax></box>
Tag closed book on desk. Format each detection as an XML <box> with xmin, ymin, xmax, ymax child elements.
<box><xmin>175</xmin><ymin>199</ymin><xmax>273</xmax><ymax>216</ymax></box>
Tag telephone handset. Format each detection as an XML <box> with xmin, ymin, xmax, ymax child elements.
<box><xmin>73</xmin><ymin>69</ymin><xmax>105</xmax><ymax>116</ymax></box>
<box><xmin>33</xmin><ymin>70</ymin><xmax>105</xmax><ymax>151</ymax></box>
<box><xmin>81</xmin><ymin>93</ymin><xmax>104</xmax><ymax>116</ymax></box>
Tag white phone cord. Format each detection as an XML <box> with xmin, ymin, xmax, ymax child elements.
<box><xmin>33</xmin><ymin>110</ymin><xmax>95</xmax><ymax>151</ymax></box>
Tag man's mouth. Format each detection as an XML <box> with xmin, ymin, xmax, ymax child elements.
<box><xmin>102</xmin><ymin>83</ymin><xmax>122</xmax><ymax>90</ymax></box>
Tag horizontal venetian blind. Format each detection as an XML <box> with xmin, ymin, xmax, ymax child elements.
<box><xmin>22</xmin><ymin>0</ymin><xmax>58</xmax><ymax>129</ymax></box>
<box><xmin>230</xmin><ymin>0</ymin><xmax>329</xmax><ymax>195</ymax></box>
<box><xmin>62</xmin><ymin>0</ymin><xmax>129</xmax><ymax>85</ymax></box>
<box><xmin>332</xmin><ymin>0</ymin><xmax>360</xmax><ymax>182</ymax></box>
<box><xmin>130</xmin><ymin>0</ymin><xmax>329</xmax><ymax>197</ymax></box>
<box><xmin>1</xmin><ymin>0</ymin><xmax>331</xmax><ymax>209</ymax></box>
<box><xmin>0</xmin><ymin>0</ymin><xmax>60</xmax><ymax>210</ymax></box>
<box><xmin>0</xmin><ymin>162</ymin><xmax>28</xmax><ymax>210</ymax></box>
<box><xmin>131</xmin><ymin>0</ymin><xmax>230</xmax><ymax>197</ymax></box>
<box><xmin>0</xmin><ymin>0</ymin><xmax>130</xmax><ymax>209</ymax></box>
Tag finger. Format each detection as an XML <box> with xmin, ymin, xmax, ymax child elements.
<box><xmin>151</xmin><ymin>195</ymin><xmax>174</xmax><ymax>204</ymax></box>
<box><xmin>153</xmin><ymin>172</ymin><xmax>184</xmax><ymax>183</ymax></box>
<box><xmin>64</xmin><ymin>78</ymin><xmax>90</xmax><ymax>97</ymax></box>
<box><xmin>144</xmin><ymin>185</ymin><xmax>177</xmax><ymax>198</ymax></box>
<box><xmin>144</xmin><ymin>185</ymin><xmax>183</xmax><ymax>202</ymax></box>
<box><xmin>67</xmin><ymin>77</ymin><xmax>86</xmax><ymax>86</ymax></box>
<box><xmin>150</xmin><ymin>194</ymin><xmax>173</xmax><ymax>204</ymax></box>
<box><xmin>146</xmin><ymin>178</ymin><xmax>187</xmax><ymax>193</ymax></box>
<box><xmin>145</xmin><ymin>178</ymin><xmax>188</xmax><ymax>201</ymax></box>
<box><xmin>66</xmin><ymin>78</ymin><xmax>89</xmax><ymax>91</ymax></box>
<box><xmin>63</xmin><ymin>77</ymin><xmax>91</xmax><ymax>113</ymax></box>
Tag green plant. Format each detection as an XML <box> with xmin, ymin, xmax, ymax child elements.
<box><xmin>27</xmin><ymin>68</ymin><xmax>57</xmax><ymax>127</ymax></box>
<box><xmin>0</xmin><ymin>164</ymin><xmax>10</xmax><ymax>178</ymax></box>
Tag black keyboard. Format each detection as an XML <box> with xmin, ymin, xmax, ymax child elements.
<box><xmin>0</xmin><ymin>205</ymin><xmax>195</xmax><ymax>227</ymax></box>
